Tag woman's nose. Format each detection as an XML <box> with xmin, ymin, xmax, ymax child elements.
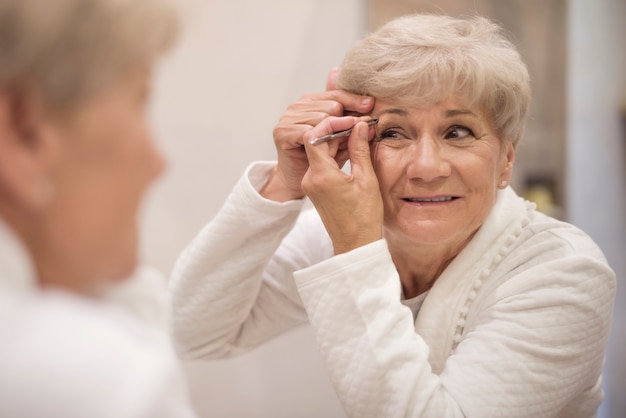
<box><xmin>404</xmin><ymin>135</ymin><xmax>451</xmax><ymax>181</ymax></box>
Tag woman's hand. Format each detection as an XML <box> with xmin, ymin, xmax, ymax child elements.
<box><xmin>301</xmin><ymin>117</ymin><xmax>384</xmax><ymax>254</ymax></box>
<box><xmin>261</xmin><ymin>68</ymin><xmax>374</xmax><ymax>202</ymax></box>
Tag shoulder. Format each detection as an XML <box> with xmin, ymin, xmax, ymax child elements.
<box><xmin>526</xmin><ymin>210</ymin><xmax>608</xmax><ymax>259</ymax></box>
<box><xmin>500</xmin><ymin>189</ymin><xmax>609</xmax><ymax>265</ymax></box>
<box><xmin>487</xmin><ymin>209</ymin><xmax>616</xmax><ymax>307</ymax></box>
<box><xmin>0</xmin><ymin>290</ymin><xmax>191</xmax><ymax>418</ymax></box>
<box><xmin>510</xmin><ymin>210</ymin><xmax>613</xmax><ymax>276</ymax></box>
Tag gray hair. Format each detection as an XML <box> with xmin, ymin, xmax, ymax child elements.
<box><xmin>0</xmin><ymin>0</ymin><xmax>179</xmax><ymax>107</ymax></box>
<box><xmin>338</xmin><ymin>14</ymin><xmax>531</xmax><ymax>146</ymax></box>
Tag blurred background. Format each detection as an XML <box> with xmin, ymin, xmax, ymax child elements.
<box><xmin>144</xmin><ymin>0</ymin><xmax>625</xmax><ymax>416</ymax></box>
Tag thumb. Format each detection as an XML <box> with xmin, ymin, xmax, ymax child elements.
<box><xmin>326</xmin><ymin>67</ymin><xmax>340</xmax><ymax>91</ymax></box>
<box><xmin>348</xmin><ymin>121</ymin><xmax>375</xmax><ymax>177</ymax></box>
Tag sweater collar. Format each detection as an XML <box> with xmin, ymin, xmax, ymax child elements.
<box><xmin>0</xmin><ymin>217</ymin><xmax>38</xmax><ymax>294</ymax></box>
<box><xmin>414</xmin><ymin>187</ymin><xmax>534</xmax><ymax>373</ymax></box>
<box><xmin>428</xmin><ymin>186</ymin><xmax>532</xmax><ymax>293</ymax></box>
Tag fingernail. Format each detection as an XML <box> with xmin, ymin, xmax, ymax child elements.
<box><xmin>358</xmin><ymin>123</ymin><xmax>368</xmax><ymax>139</ymax></box>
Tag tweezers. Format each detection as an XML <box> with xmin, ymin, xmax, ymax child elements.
<box><xmin>310</xmin><ymin>118</ymin><xmax>378</xmax><ymax>145</ymax></box>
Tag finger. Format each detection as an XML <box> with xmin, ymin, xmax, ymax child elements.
<box><xmin>347</xmin><ymin>121</ymin><xmax>377</xmax><ymax>178</ymax></box>
<box><xmin>279</xmin><ymin>110</ymin><xmax>335</xmax><ymax>127</ymax></box>
<box><xmin>335</xmin><ymin>149</ymin><xmax>350</xmax><ymax>169</ymax></box>
<box><xmin>299</xmin><ymin>90</ymin><xmax>374</xmax><ymax>116</ymax></box>
<box><xmin>303</xmin><ymin>116</ymin><xmax>359</xmax><ymax>146</ymax></box>
<box><xmin>303</xmin><ymin>116</ymin><xmax>360</xmax><ymax>166</ymax></box>
<box><xmin>273</xmin><ymin>124</ymin><xmax>318</xmax><ymax>152</ymax></box>
<box><xmin>326</xmin><ymin>67</ymin><xmax>340</xmax><ymax>91</ymax></box>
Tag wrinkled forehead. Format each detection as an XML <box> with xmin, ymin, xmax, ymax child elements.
<box><xmin>371</xmin><ymin>96</ymin><xmax>493</xmax><ymax>125</ymax></box>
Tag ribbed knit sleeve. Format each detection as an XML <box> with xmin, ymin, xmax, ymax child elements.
<box><xmin>169</xmin><ymin>162</ymin><xmax>317</xmax><ymax>359</ymax></box>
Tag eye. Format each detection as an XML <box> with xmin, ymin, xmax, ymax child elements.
<box><xmin>377</xmin><ymin>128</ymin><xmax>403</xmax><ymax>141</ymax></box>
<box><xmin>444</xmin><ymin>125</ymin><xmax>474</xmax><ymax>140</ymax></box>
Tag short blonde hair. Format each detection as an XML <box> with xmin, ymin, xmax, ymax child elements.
<box><xmin>338</xmin><ymin>14</ymin><xmax>530</xmax><ymax>146</ymax></box>
<box><xmin>0</xmin><ymin>0</ymin><xmax>179</xmax><ymax>106</ymax></box>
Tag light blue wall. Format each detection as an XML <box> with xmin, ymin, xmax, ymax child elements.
<box><xmin>567</xmin><ymin>1</ymin><xmax>626</xmax><ymax>417</ymax></box>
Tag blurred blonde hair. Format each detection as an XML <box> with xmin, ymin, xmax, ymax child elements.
<box><xmin>0</xmin><ymin>0</ymin><xmax>179</xmax><ymax>107</ymax></box>
<box><xmin>338</xmin><ymin>14</ymin><xmax>531</xmax><ymax>146</ymax></box>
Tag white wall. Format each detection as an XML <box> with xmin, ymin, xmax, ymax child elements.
<box><xmin>143</xmin><ymin>1</ymin><xmax>364</xmax><ymax>416</ymax></box>
<box><xmin>567</xmin><ymin>1</ymin><xmax>626</xmax><ymax>417</ymax></box>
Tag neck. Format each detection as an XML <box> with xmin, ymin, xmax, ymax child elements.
<box><xmin>1</xmin><ymin>202</ymin><xmax>91</xmax><ymax>295</ymax></box>
<box><xmin>386</xmin><ymin>231</ymin><xmax>476</xmax><ymax>299</ymax></box>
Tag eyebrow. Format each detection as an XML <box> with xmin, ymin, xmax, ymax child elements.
<box><xmin>377</xmin><ymin>108</ymin><xmax>409</xmax><ymax>117</ymax></box>
<box><xmin>445</xmin><ymin>109</ymin><xmax>476</xmax><ymax>117</ymax></box>
<box><xmin>376</xmin><ymin>108</ymin><xmax>476</xmax><ymax>118</ymax></box>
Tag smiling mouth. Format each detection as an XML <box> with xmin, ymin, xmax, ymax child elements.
<box><xmin>403</xmin><ymin>196</ymin><xmax>458</xmax><ymax>203</ymax></box>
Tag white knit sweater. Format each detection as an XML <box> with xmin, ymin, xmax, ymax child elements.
<box><xmin>171</xmin><ymin>161</ymin><xmax>616</xmax><ymax>418</ymax></box>
<box><xmin>0</xmin><ymin>219</ymin><xmax>196</xmax><ymax>418</ymax></box>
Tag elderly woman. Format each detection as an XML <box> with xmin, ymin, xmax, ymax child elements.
<box><xmin>170</xmin><ymin>14</ymin><xmax>615</xmax><ymax>417</ymax></box>
<box><xmin>0</xmin><ymin>0</ymin><xmax>196</xmax><ymax>416</ymax></box>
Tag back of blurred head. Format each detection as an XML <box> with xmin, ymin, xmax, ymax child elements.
<box><xmin>338</xmin><ymin>13</ymin><xmax>531</xmax><ymax>147</ymax></box>
<box><xmin>0</xmin><ymin>0</ymin><xmax>178</xmax><ymax>106</ymax></box>
<box><xmin>0</xmin><ymin>0</ymin><xmax>178</xmax><ymax>294</ymax></box>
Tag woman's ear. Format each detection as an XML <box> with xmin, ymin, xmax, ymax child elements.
<box><xmin>0</xmin><ymin>89</ymin><xmax>56</xmax><ymax>211</ymax></box>
<box><xmin>498</xmin><ymin>141</ymin><xmax>516</xmax><ymax>189</ymax></box>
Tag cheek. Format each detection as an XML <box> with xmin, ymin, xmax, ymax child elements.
<box><xmin>57</xmin><ymin>117</ymin><xmax>160</xmax><ymax>220</ymax></box>
<box><xmin>454</xmin><ymin>144</ymin><xmax>502</xmax><ymax>185</ymax></box>
<box><xmin>106</xmin><ymin>119</ymin><xmax>163</xmax><ymax>189</ymax></box>
<box><xmin>371</xmin><ymin>145</ymin><xmax>400</xmax><ymax>190</ymax></box>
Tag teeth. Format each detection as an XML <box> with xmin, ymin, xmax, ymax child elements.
<box><xmin>406</xmin><ymin>196</ymin><xmax>453</xmax><ymax>202</ymax></box>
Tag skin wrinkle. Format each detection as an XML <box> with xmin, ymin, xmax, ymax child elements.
<box><xmin>370</xmin><ymin>97</ymin><xmax>514</xmax><ymax>298</ymax></box>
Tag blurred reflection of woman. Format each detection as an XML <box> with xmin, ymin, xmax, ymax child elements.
<box><xmin>0</xmin><ymin>0</ymin><xmax>196</xmax><ymax>416</ymax></box>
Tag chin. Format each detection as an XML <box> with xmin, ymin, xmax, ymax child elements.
<box><xmin>111</xmin><ymin>256</ymin><xmax>140</xmax><ymax>282</ymax></box>
<box><xmin>109</xmin><ymin>232</ymin><xmax>141</xmax><ymax>280</ymax></box>
<box><xmin>94</xmin><ymin>245</ymin><xmax>140</xmax><ymax>284</ymax></box>
<box><xmin>84</xmin><ymin>258</ymin><xmax>138</xmax><ymax>297</ymax></box>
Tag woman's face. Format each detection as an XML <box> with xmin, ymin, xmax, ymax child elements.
<box><xmin>39</xmin><ymin>68</ymin><xmax>164</xmax><ymax>292</ymax></box>
<box><xmin>371</xmin><ymin>97</ymin><xmax>514</xmax><ymax>253</ymax></box>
